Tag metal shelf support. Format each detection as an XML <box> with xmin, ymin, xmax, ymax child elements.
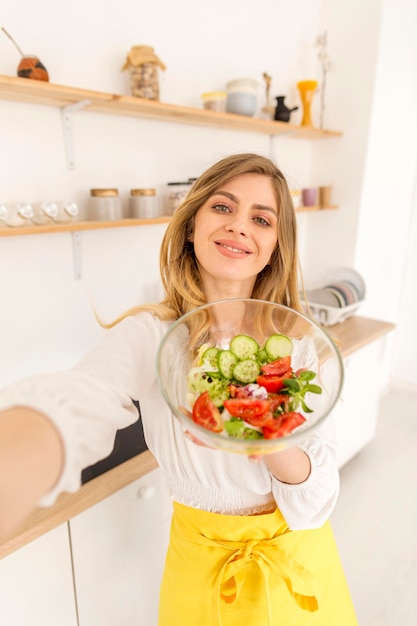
<box><xmin>71</xmin><ymin>231</ymin><xmax>82</xmax><ymax>280</ymax></box>
<box><xmin>62</xmin><ymin>99</ymin><xmax>91</xmax><ymax>169</ymax></box>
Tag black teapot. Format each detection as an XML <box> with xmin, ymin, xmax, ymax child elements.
<box><xmin>274</xmin><ymin>96</ymin><xmax>298</xmax><ymax>122</ymax></box>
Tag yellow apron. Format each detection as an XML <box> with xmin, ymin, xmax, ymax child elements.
<box><xmin>158</xmin><ymin>502</ymin><xmax>358</xmax><ymax>626</ymax></box>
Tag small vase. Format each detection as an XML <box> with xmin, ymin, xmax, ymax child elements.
<box><xmin>274</xmin><ymin>96</ymin><xmax>298</xmax><ymax>123</ymax></box>
<box><xmin>297</xmin><ymin>80</ymin><xmax>318</xmax><ymax>127</ymax></box>
<box><xmin>17</xmin><ymin>55</ymin><xmax>49</xmax><ymax>82</ymax></box>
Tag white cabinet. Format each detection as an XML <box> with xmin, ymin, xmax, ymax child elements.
<box><xmin>69</xmin><ymin>467</ymin><xmax>173</xmax><ymax>626</ymax></box>
<box><xmin>0</xmin><ymin>524</ymin><xmax>77</xmax><ymax>626</ymax></box>
<box><xmin>333</xmin><ymin>337</ymin><xmax>388</xmax><ymax>468</ymax></box>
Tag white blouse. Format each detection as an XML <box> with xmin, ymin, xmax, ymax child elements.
<box><xmin>0</xmin><ymin>312</ymin><xmax>340</xmax><ymax>531</ymax></box>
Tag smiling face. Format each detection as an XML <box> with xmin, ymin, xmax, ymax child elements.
<box><xmin>190</xmin><ymin>173</ymin><xmax>279</xmax><ymax>301</ymax></box>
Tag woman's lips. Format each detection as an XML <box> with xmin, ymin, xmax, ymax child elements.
<box><xmin>214</xmin><ymin>239</ymin><xmax>252</xmax><ymax>258</ymax></box>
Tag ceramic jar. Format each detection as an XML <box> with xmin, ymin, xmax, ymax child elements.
<box><xmin>129</xmin><ymin>188</ymin><xmax>159</xmax><ymax>218</ymax></box>
<box><xmin>88</xmin><ymin>189</ymin><xmax>122</xmax><ymax>221</ymax></box>
<box><xmin>225</xmin><ymin>79</ymin><xmax>259</xmax><ymax>116</ymax></box>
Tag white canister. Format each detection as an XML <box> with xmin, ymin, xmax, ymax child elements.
<box><xmin>88</xmin><ymin>189</ymin><xmax>122</xmax><ymax>221</ymax></box>
<box><xmin>129</xmin><ymin>188</ymin><xmax>159</xmax><ymax>218</ymax></box>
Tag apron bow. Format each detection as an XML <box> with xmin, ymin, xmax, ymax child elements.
<box><xmin>196</xmin><ymin>532</ymin><xmax>319</xmax><ymax>625</ymax></box>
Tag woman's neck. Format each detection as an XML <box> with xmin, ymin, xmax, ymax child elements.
<box><xmin>203</xmin><ymin>279</ymin><xmax>255</xmax><ymax>304</ymax></box>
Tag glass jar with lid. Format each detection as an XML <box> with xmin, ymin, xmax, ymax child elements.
<box><xmin>1</xmin><ymin>202</ymin><xmax>34</xmax><ymax>227</ymax></box>
<box><xmin>122</xmin><ymin>46</ymin><xmax>166</xmax><ymax>101</ymax></box>
<box><xmin>166</xmin><ymin>179</ymin><xmax>196</xmax><ymax>215</ymax></box>
<box><xmin>32</xmin><ymin>201</ymin><xmax>59</xmax><ymax>225</ymax></box>
<box><xmin>129</xmin><ymin>188</ymin><xmax>159</xmax><ymax>218</ymax></box>
<box><xmin>0</xmin><ymin>203</ymin><xmax>8</xmax><ymax>227</ymax></box>
<box><xmin>55</xmin><ymin>201</ymin><xmax>80</xmax><ymax>223</ymax></box>
<box><xmin>88</xmin><ymin>189</ymin><xmax>122</xmax><ymax>221</ymax></box>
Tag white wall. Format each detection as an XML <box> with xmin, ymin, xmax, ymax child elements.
<box><xmin>352</xmin><ymin>0</ymin><xmax>417</xmax><ymax>387</ymax></box>
<box><xmin>1</xmin><ymin>0</ymin><xmax>416</xmax><ymax>387</ymax></box>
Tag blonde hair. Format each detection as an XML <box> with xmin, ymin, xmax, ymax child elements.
<box><xmin>105</xmin><ymin>153</ymin><xmax>303</xmax><ymax>331</ymax></box>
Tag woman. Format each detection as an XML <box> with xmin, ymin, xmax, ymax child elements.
<box><xmin>0</xmin><ymin>153</ymin><xmax>358</xmax><ymax>624</ymax></box>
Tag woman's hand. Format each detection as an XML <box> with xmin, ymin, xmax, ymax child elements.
<box><xmin>180</xmin><ymin>406</ymin><xmax>310</xmax><ymax>484</ymax></box>
<box><xmin>0</xmin><ymin>407</ymin><xmax>64</xmax><ymax>543</ymax></box>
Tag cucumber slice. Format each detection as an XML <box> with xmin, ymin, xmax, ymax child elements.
<box><xmin>218</xmin><ymin>350</ymin><xmax>238</xmax><ymax>378</ymax></box>
<box><xmin>264</xmin><ymin>333</ymin><xmax>293</xmax><ymax>359</ymax></box>
<box><xmin>201</xmin><ymin>346</ymin><xmax>220</xmax><ymax>369</ymax></box>
<box><xmin>233</xmin><ymin>359</ymin><xmax>261</xmax><ymax>384</ymax></box>
<box><xmin>230</xmin><ymin>334</ymin><xmax>259</xmax><ymax>359</ymax></box>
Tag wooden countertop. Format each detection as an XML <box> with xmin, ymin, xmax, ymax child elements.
<box><xmin>0</xmin><ymin>315</ymin><xmax>395</xmax><ymax>559</ymax></box>
<box><xmin>324</xmin><ymin>315</ymin><xmax>395</xmax><ymax>358</ymax></box>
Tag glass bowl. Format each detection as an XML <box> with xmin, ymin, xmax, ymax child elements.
<box><xmin>156</xmin><ymin>299</ymin><xmax>343</xmax><ymax>455</ymax></box>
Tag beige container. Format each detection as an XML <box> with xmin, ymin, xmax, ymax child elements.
<box><xmin>88</xmin><ymin>189</ymin><xmax>122</xmax><ymax>221</ymax></box>
<box><xmin>129</xmin><ymin>188</ymin><xmax>159</xmax><ymax>218</ymax></box>
<box><xmin>319</xmin><ymin>185</ymin><xmax>332</xmax><ymax>208</ymax></box>
<box><xmin>201</xmin><ymin>91</ymin><xmax>227</xmax><ymax>112</ymax></box>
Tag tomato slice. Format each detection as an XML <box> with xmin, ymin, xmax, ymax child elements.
<box><xmin>261</xmin><ymin>356</ymin><xmax>292</xmax><ymax>376</ymax></box>
<box><xmin>192</xmin><ymin>391</ymin><xmax>223</xmax><ymax>432</ymax></box>
<box><xmin>268</xmin><ymin>393</ymin><xmax>290</xmax><ymax>413</ymax></box>
<box><xmin>243</xmin><ymin>409</ymin><xmax>274</xmax><ymax>427</ymax></box>
<box><xmin>262</xmin><ymin>412</ymin><xmax>306</xmax><ymax>439</ymax></box>
<box><xmin>256</xmin><ymin>369</ymin><xmax>292</xmax><ymax>393</ymax></box>
<box><xmin>223</xmin><ymin>398</ymin><xmax>270</xmax><ymax>420</ymax></box>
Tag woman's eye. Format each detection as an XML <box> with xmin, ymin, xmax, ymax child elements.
<box><xmin>254</xmin><ymin>215</ymin><xmax>271</xmax><ymax>227</ymax></box>
<box><xmin>212</xmin><ymin>202</ymin><xmax>231</xmax><ymax>213</ymax></box>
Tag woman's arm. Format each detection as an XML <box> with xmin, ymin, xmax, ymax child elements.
<box><xmin>0</xmin><ymin>313</ymin><xmax>165</xmax><ymax>541</ymax></box>
<box><xmin>0</xmin><ymin>407</ymin><xmax>64</xmax><ymax>542</ymax></box>
<box><xmin>262</xmin><ymin>447</ymin><xmax>311</xmax><ymax>484</ymax></box>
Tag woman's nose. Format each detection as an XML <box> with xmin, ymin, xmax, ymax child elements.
<box><xmin>225</xmin><ymin>213</ymin><xmax>249</xmax><ymax>236</ymax></box>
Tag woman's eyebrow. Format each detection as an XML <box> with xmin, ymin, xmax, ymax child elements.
<box><xmin>213</xmin><ymin>190</ymin><xmax>278</xmax><ymax>216</ymax></box>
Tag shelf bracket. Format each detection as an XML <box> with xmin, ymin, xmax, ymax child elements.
<box><xmin>62</xmin><ymin>99</ymin><xmax>91</xmax><ymax>169</ymax></box>
<box><xmin>71</xmin><ymin>231</ymin><xmax>82</xmax><ymax>280</ymax></box>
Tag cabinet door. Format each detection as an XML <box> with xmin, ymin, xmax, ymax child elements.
<box><xmin>0</xmin><ymin>524</ymin><xmax>77</xmax><ymax>626</ymax></box>
<box><xmin>332</xmin><ymin>338</ymin><xmax>387</xmax><ymax>468</ymax></box>
<box><xmin>70</xmin><ymin>467</ymin><xmax>172</xmax><ymax>626</ymax></box>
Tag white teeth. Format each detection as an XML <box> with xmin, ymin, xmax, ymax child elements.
<box><xmin>222</xmin><ymin>243</ymin><xmax>246</xmax><ymax>253</ymax></box>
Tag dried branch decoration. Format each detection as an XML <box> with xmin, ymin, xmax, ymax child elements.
<box><xmin>1</xmin><ymin>26</ymin><xmax>25</xmax><ymax>56</ymax></box>
<box><xmin>315</xmin><ymin>30</ymin><xmax>334</xmax><ymax>129</ymax></box>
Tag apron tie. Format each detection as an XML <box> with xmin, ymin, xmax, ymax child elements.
<box><xmin>192</xmin><ymin>532</ymin><xmax>318</xmax><ymax>626</ymax></box>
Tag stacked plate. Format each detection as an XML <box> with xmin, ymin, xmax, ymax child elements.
<box><xmin>303</xmin><ymin>268</ymin><xmax>366</xmax><ymax>326</ymax></box>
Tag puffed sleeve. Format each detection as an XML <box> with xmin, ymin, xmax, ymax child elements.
<box><xmin>269</xmin><ymin>417</ymin><xmax>340</xmax><ymax>530</ymax></box>
<box><xmin>0</xmin><ymin>312</ymin><xmax>166</xmax><ymax>506</ymax></box>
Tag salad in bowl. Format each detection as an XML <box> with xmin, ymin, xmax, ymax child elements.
<box><xmin>156</xmin><ymin>299</ymin><xmax>343</xmax><ymax>455</ymax></box>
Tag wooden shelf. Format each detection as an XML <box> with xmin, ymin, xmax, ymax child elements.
<box><xmin>0</xmin><ymin>206</ymin><xmax>339</xmax><ymax>238</ymax></box>
<box><xmin>0</xmin><ymin>315</ymin><xmax>394</xmax><ymax>560</ymax></box>
<box><xmin>0</xmin><ymin>217</ymin><xmax>170</xmax><ymax>237</ymax></box>
<box><xmin>0</xmin><ymin>74</ymin><xmax>342</xmax><ymax>139</ymax></box>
